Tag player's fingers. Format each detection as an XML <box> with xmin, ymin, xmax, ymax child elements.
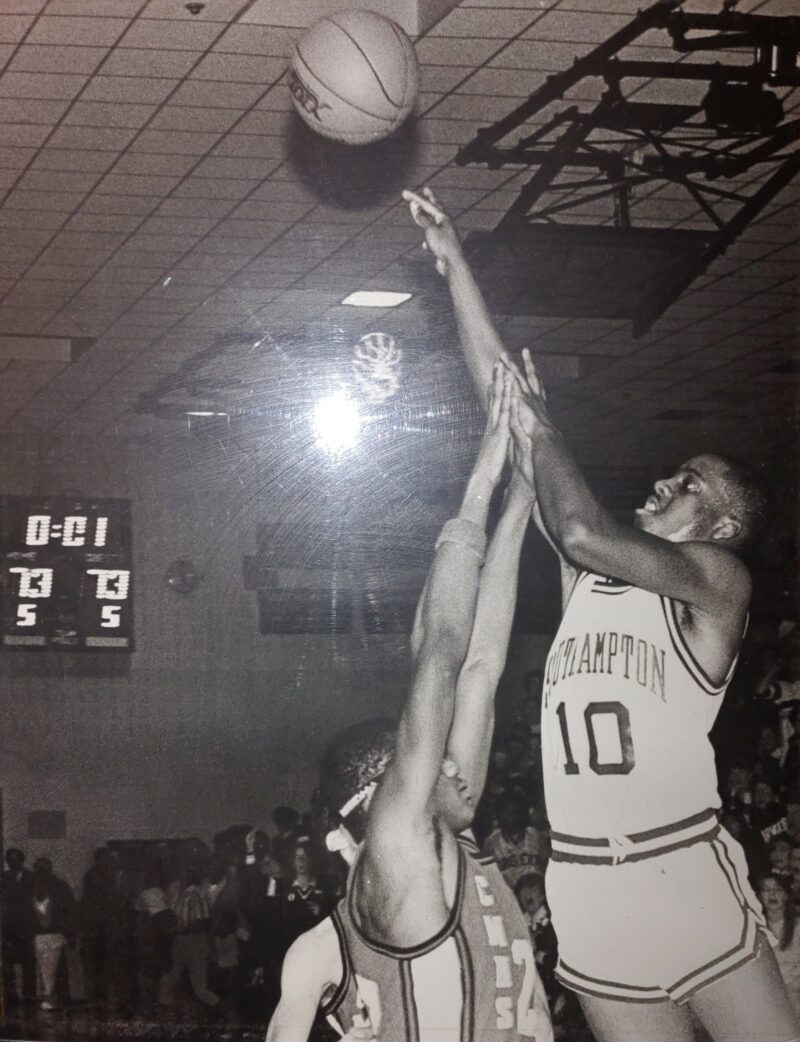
<box><xmin>404</xmin><ymin>186</ymin><xmax>444</xmax><ymax>224</ymax></box>
<box><xmin>509</xmin><ymin>397</ymin><xmax>531</xmax><ymax>442</ymax></box>
<box><xmin>402</xmin><ymin>190</ymin><xmax>432</xmax><ymax>228</ymax></box>
<box><xmin>499</xmin><ymin>368</ymin><xmax>512</xmax><ymax>420</ymax></box>
<box><xmin>488</xmin><ymin>364</ymin><xmax>503</xmax><ymax>426</ymax></box>
<box><xmin>423</xmin><ymin>185</ymin><xmax>443</xmax><ymax>210</ymax></box>
<box><xmin>499</xmin><ymin>352</ymin><xmax>523</xmax><ymax>390</ymax></box>
<box><xmin>522</xmin><ymin>348</ymin><xmax>545</xmax><ymax>399</ymax></box>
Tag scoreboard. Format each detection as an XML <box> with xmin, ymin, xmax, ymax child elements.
<box><xmin>0</xmin><ymin>496</ymin><xmax>133</xmax><ymax>651</ymax></box>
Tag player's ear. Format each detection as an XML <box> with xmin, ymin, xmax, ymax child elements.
<box><xmin>711</xmin><ymin>515</ymin><xmax>741</xmax><ymax>542</ymax></box>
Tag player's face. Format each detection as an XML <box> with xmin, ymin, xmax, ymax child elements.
<box><xmin>435</xmin><ymin>757</ymin><xmax>474</xmax><ymax>831</ymax></box>
<box><xmin>634</xmin><ymin>455</ymin><xmax>728</xmax><ymax>542</ymax></box>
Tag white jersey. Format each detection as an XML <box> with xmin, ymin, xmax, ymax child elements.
<box><xmin>541</xmin><ymin>572</ymin><xmax>740</xmax><ymax>840</ymax></box>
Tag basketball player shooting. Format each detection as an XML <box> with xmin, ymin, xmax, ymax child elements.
<box><xmin>266</xmin><ymin>368</ymin><xmax>552</xmax><ymax>1042</ymax></box>
<box><xmin>406</xmin><ymin>185</ymin><xmax>799</xmax><ymax>1042</ymax></box>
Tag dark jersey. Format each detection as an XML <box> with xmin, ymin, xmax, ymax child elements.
<box><xmin>323</xmin><ymin>833</ymin><xmax>551</xmax><ymax>1042</ymax></box>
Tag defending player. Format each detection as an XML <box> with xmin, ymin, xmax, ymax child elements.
<box><xmin>266</xmin><ymin>368</ymin><xmax>552</xmax><ymax>1042</ymax></box>
<box><xmin>406</xmin><ymin>185</ymin><xmax>800</xmax><ymax>1042</ymax></box>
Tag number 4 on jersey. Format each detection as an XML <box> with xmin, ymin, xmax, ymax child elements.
<box><xmin>556</xmin><ymin>701</ymin><xmax>635</xmax><ymax>775</ymax></box>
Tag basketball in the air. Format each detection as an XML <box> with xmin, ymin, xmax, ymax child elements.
<box><xmin>288</xmin><ymin>10</ymin><xmax>419</xmax><ymax>146</ymax></box>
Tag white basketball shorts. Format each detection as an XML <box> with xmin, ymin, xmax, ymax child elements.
<box><xmin>546</xmin><ymin>813</ymin><xmax>768</xmax><ymax>1004</ymax></box>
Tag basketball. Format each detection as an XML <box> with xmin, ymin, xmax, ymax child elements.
<box><xmin>288</xmin><ymin>10</ymin><xmax>419</xmax><ymax>146</ymax></box>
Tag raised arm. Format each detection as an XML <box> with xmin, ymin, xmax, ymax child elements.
<box><xmin>446</xmin><ymin>462</ymin><xmax>535</xmax><ymax>805</ymax></box>
<box><xmin>404</xmin><ymin>186</ymin><xmax>503</xmax><ymax>399</ymax></box>
<box><xmin>506</xmin><ymin>350</ymin><xmax>749</xmax><ymax>614</ymax></box>
<box><xmin>368</xmin><ymin>369</ymin><xmax>511</xmax><ymax>839</ymax></box>
<box><xmin>404</xmin><ymin>186</ymin><xmax>576</xmax><ymax>615</ymax></box>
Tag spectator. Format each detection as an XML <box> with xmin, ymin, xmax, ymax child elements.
<box><xmin>751</xmin><ymin>778</ymin><xmax>787</xmax><ymax>841</ymax></box>
<box><xmin>2</xmin><ymin>848</ymin><xmax>34</xmax><ymax>1007</ymax></box>
<box><xmin>159</xmin><ymin>862</ymin><xmax>221</xmax><ymax>1014</ymax></box>
<box><xmin>240</xmin><ymin>831</ymin><xmax>285</xmax><ymax>1021</ymax></box>
<box><xmin>484</xmin><ymin>794</ymin><xmax>549</xmax><ymax>888</ymax></box>
<box><xmin>134</xmin><ymin>860</ymin><xmax>176</xmax><ymax>1014</ymax></box>
<box><xmin>279</xmin><ymin>840</ymin><xmax>335</xmax><ymax>948</ymax></box>
<box><xmin>720</xmin><ymin>809</ymin><xmax>768</xmax><ymax>883</ymax></box>
<box><xmin>26</xmin><ymin>858</ymin><xmax>76</xmax><ymax>1011</ymax></box>
<box><xmin>754</xmin><ymin>721</ymin><xmax>784</xmax><ymax>792</ymax></box>
<box><xmin>783</xmin><ymin>705</ymin><xmax>800</xmax><ymax>797</ymax></box>
<box><xmin>514</xmin><ymin>873</ymin><xmax>557</xmax><ymax>992</ymax></box>
<box><xmin>790</xmin><ymin>845</ymin><xmax>800</xmax><ymax>914</ymax></box>
<box><xmin>79</xmin><ymin>848</ymin><xmax>136</xmax><ymax>1010</ymax></box>
<box><xmin>769</xmin><ymin>835</ymin><xmax>794</xmax><ymax>881</ymax></box>
<box><xmin>270</xmin><ymin>807</ymin><xmax>300</xmax><ymax>877</ymax></box>
<box><xmin>758</xmin><ymin>874</ymin><xmax>800</xmax><ymax>1014</ymax></box>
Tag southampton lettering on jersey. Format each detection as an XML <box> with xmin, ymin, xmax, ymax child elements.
<box><xmin>544</xmin><ymin>630</ymin><xmax>666</xmax><ymax>705</ymax></box>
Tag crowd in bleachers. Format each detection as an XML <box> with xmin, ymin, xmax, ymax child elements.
<box><xmin>2</xmin><ymin>543</ymin><xmax>797</xmax><ymax>1038</ymax></box>
<box><xmin>1</xmin><ymin>808</ymin><xmax>346</xmax><ymax>1028</ymax></box>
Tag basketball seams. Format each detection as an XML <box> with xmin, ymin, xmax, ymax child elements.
<box><xmin>293</xmin><ymin>48</ymin><xmax>397</xmax><ymax>128</ymax></box>
<box><xmin>385</xmin><ymin>18</ymin><xmax>409</xmax><ymax>106</ymax></box>
<box><xmin>325</xmin><ymin>14</ymin><xmax>404</xmax><ymax>111</ymax></box>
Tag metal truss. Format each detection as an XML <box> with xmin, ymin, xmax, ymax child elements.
<box><xmin>454</xmin><ymin>0</ymin><xmax>800</xmax><ymax>335</ymax></box>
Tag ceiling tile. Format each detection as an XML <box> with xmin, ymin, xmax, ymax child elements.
<box><xmin>81</xmin><ymin>75</ymin><xmax>178</xmax><ymax>105</ymax></box>
<box><xmin>147</xmin><ymin>106</ymin><xmax>241</xmax><ymax>133</ymax></box>
<box><xmin>0</xmin><ymin>15</ymin><xmax>37</xmax><ymax>43</ymax></box>
<box><xmin>120</xmin><ymin>18</ymin><xmax>224</xmax><ymax>51</ymax></box>
<box><xmin>26</xmin><ymin>15</ymin><xmax>130</xmax><ymax>47</ymax></box>
<box><xmin>100</xmin><ymin>48</ymin><xmax>202</xmax><ymax>79</ymax></box>
<box><xmin>430</xmin><ymin>8</ymin><xmax>538</xmax><ymax>36</ymax></box>
<box><xmin>64</xmin><ymin>100</ymin><xmax>157</xmax><ymax>128</ymax></box>
<box><xmin>0</xmin><ymin>71</ymin><xmax>88</xmax><ymax>99</ymax></box>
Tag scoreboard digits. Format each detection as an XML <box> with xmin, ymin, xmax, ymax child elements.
<box><xmin>1</xmin><ymin>497</ymin><xmax>133</xmax><ymax>651</ymax></box>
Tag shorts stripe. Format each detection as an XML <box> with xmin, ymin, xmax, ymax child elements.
<box><xmin>551</xmin><ymin>808</ymin><xmax>719</xmax><ymax>864</ymax></box>
<box><xmin>556</xmin><ymin>961</ymin><xmax>668</xmax><ymax>1003</ymax></box>
<box><xmin>669</xmin><ymin>918</ymin><xmax>765</xmax><ymax>1004</ymax></box>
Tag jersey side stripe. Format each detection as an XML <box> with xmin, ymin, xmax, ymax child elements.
<box><xmin>321</xmin><ymin>908</ymin><xmax>352</xmax><ymax>1017</ymax></box>
<box><xmin>659</xmin><ymin>597</ymin><xmax>730</xmax><ymax>695</ymax></box>
<box><xmin>400</xmin><ymin>960</ymin><xmax>420</xmax><ymax>1042</ymax></box>
<box><xmin>454</xmin><ymin>926</ymin><xmax>474</xmax><ymax>1042</ymax></box>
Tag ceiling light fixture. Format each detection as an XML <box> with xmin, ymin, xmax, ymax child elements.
<box><xmin>342</xmin><ymin>291</ymin><xmax>412</xmax><ymax>308</ymax></box>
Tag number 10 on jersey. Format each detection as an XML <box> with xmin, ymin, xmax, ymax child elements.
<box><xmin>555</xmin><ymin>701</ymin><xmax>635</xmax><ymax>775</ymax></box>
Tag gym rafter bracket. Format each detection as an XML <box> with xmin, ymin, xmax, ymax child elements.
<box><xmin>453</xmin><ymin>0</ymin><xmax>800</xmax><ymax>336</ymax></box>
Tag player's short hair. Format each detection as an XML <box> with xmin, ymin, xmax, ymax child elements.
<box><xmin>320</xmin><ymin>717</ymin><xmax>396</xmax><ymax>843</ymax></box>
<box><xmin>716</xmin><ymin>456</ymin><xmax>772</xmax><ymax>554</ymax></box>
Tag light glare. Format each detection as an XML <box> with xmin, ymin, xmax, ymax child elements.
<box><xmin>313</xmin><ymin>392</ymin><xmax>361</xmax><ymax>454</ymax></box>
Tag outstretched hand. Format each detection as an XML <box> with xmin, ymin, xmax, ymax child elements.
<box><xmin>503</xmin><ymin>349</ymin><xmax>554</xmax><ymax>494</ymax></box>
<box><xmin>402</xmin><ymin>186</ymin><xmax>462</xmax><ymax>277</ymax></box>
<box><xmin>504</xmin><ymin>348</ymin><xmax>554</xmax><ymax>440</ymax></box>
<box><xmin>473</xmin><ymin>363</ymin><xmax>512</xmax><ymax>486</ymax></box>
